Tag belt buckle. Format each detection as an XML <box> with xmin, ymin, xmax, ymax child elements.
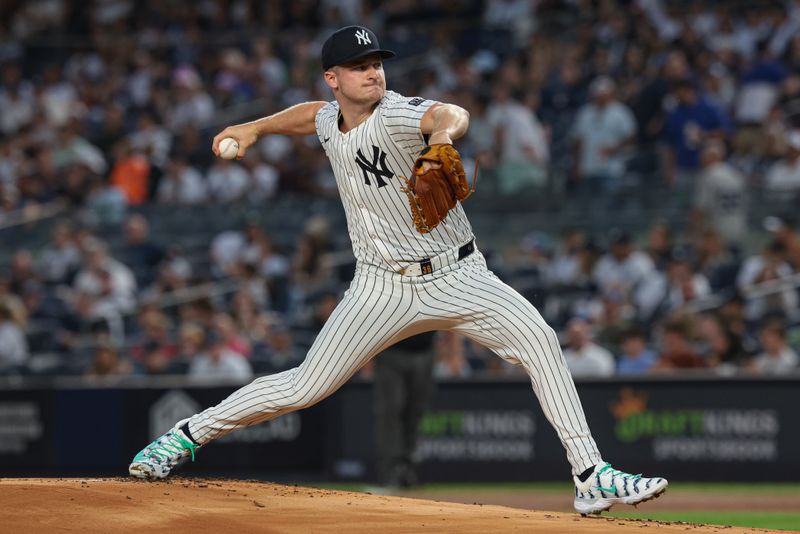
<box><xmin>400</xmin><ymin>259</ymin><xmax>433</xmax><ymax>277</ymax></box>
<box><xmin>400</xmin><ymin>263</ymin><xmax>422</xmax><ymax>276</ymax></box>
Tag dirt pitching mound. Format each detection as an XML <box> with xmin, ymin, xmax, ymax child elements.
<box><xmin>0</xmin><ymin>478</ymin><xmax>780</xmax><ymax>533</ymax></box>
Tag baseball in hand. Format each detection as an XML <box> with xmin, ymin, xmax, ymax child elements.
<box><xmin>218</xmin><ymin>137</ymin><xmax>239</xmax><ymax>160</ymax></box>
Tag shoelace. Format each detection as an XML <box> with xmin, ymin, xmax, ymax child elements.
<box><xmin>593</xmin><ymin>463</ymin><xmax>642</xmax><ymax>494</ymax></box>
<box><xmin>598</xmin><ymin>463</ymin><xmax>642</xmax><ymax>481</ymax></box>
<box><xmin>147</xmin><ymin>431</ymin><xmax>197</xmax><ymax>463</ymax></box>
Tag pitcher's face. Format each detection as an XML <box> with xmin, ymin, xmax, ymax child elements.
<box><xmin>325</xmin><ymin>54</ymin><xmax>386</xmax><ymax>106</ymax></box>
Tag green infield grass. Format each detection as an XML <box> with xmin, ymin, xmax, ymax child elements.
<box><xmin>607</xmin><ymin>510</ymin><xmax>800</xmax><ymax>531</ymax></box>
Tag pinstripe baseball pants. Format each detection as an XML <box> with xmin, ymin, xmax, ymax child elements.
<box><xmin>187</xmin><ymin>250</ymin><xmax>602</xmax><ymax>475</ymax></box>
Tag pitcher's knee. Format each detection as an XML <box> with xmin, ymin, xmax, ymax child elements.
<box><xmin>282</xmin><ymin>379</ymin><xmax>333</xmax><ymax>410</ymax></box>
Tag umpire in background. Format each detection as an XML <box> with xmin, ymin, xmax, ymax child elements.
<box><xmin>373</xmin><ymin>332</ymin><xmax>436</xmax><ymax>488</ymax></box>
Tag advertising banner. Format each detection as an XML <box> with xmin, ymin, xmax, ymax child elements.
<box><xmin>0</xmin><ymin>379</ymin><xmax>796</xmax><ymax>481</ymax></box>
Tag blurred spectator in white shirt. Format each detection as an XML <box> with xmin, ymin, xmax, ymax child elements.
<box><xmin>635</xmin><ymin>248</ymin><xmax>711</xmax><ymax>322</ymax></box>
<box><xmin>0</xmin><ymin>303</ymin><xmax>28</xmax><ymax>372</ymax></box>
<box><xmin>72</xmin><ymin>238</ymin><xmax>137</xmax><ymax>337</ymax></box>
<box><xmin>764</xmin><ymin>130</ymin><xmax>800</xmax><ymax>196</ymax></box>
<box><xmin>748</xmin><ymin>319</ymin><xmax>799</xmax><ymax>374</ymax></box>
<box><xmin>39</xmin><ymin>63</ymin><xmax>79</xmax><ymax>128</ymax></box>
<box><xmin>691</xmin><ymin>139</ymin><xmax>747</xmax><ymax>245</ymax></box>
<box><xmin>157</xmin><ymin>155</ymin><xmax>208</xmax><ymax>205</ymax></box>
<box><xmin>562</xmin><ymin>318</ymin><xmax>615</xmax><ymax>377</ymax></box>
<box><xmin>38</xmin><ymin>221</ymin><xmax>81</xmax><ymax>285</ymax></box>
<box><xmin>241</xmin><ymin>151</ymin><xmax>280</xmax><ymax>202</ymax></box>
<box><xmin>128</xmin><ymin>110</ymin><xmax>173</xmax><ymax>168</ymax></box>
<box><xmin>0</xmin><ymin>62</ymin><xmax>35</xmax><ymax>135</ymax></box>
<box><xmin>168</xmin><ymin>66</ymin><xmax>215</xmax><ymax>130</ymax></box>
<box><xmin>189</xmin><ymin>331</ymin><xmax>253</xmax><ymax>382</ymax></box>
<box><xmin>571</xmin><ymin>76</ymin><xmax>637</xmax><ymax>193</ymax></box>
<box><xmin>737</xmin><ymin>240</ymin><xmax>798</xmax><ymax>321</ymax></box>
<box><xmin>207</xmin><ymin>159</ymin><xmax>250</xmax><ymax>203</ymax></box>
<box><xmin>593</xmin><ymin>229</ymin><xmax>655</xmax><ymax>299</ymax></box>
<box><xmin>487</xmin><ymin>83</ymin><xmax>549</xmax><ymax>193</ymax></box>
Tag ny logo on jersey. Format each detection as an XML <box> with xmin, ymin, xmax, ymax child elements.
<box><xmin>355</xmin><ymin>146</ymin><xmax>393</xmax><ymax>188</ymax></box>
<box><xmin>355</xmin><ymin>29</ymin><xmax>371</xmax><ymax>46</ymax></box>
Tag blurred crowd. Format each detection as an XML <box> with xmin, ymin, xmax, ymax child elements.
<box><xmin>1</xmin><ymin>0</ymin><xmax>800</xmax><ymax>380</ymax></box>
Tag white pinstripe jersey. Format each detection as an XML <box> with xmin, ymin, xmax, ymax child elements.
<box><xmin>315</xmin><ymin>90</ymin><xmax>474</xmax><ymax>271</ymax></box>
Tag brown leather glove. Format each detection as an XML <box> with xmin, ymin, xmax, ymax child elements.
<box><xmin>400</xmin><ymin>144</ymin><xmax>474</xmax><ymax>234</ymax></box>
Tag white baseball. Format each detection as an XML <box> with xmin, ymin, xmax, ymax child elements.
<box><xmin>218</xmin><ymin>137</ymin><xmax>239</xmax><ymax>160</ymax></box>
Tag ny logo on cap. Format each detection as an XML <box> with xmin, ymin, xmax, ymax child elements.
<box><xmin>355</xmin><ymin>28</ymin><xmax>371</xmax><ymax>46</ymax></box>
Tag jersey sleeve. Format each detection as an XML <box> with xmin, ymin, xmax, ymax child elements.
<box><xmin>382</xmin><ymin>92</ymin><xmax>437</xmax><ymax>153</ymax></box>
<box><xmin>315</xmin><ymin>101</ymin><xmax>338</xmax><ymax>150</ymax></box>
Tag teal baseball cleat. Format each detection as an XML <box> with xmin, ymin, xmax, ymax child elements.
<box><xmin>573</xmin><ymin>462</ymin><xmax>668</xmax><ymax>515</ymax></box>
<box><xmin>129</xmin><ymin>425</ymin><xmax>199</xmax><ymax>480</ymax></box>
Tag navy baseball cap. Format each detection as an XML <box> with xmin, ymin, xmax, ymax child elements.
<box><xmin>321</xmin><ymin>26</ymin><xmax>396</xmax><ymax>70</ymax></box>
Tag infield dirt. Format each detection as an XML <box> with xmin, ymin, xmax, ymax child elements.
<box><xmin>0</xmin><ymin>478</ymin><xmax>787</xmax><ymax>533</ymax></box>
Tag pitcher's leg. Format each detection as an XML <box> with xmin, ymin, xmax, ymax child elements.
<box><xmin>423</xmin><ymin>260</ymin><xmax>602</xmax><ymax>475</ymax></box>
<box><xmin>187</xmin><ymin>276</ymin><xmax>419</xmax><ymax>444</ymax></box>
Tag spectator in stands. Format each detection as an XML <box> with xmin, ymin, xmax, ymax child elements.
<box><xmin>763</xmin><ymin>214</ymin><xmax>800</xmax><ymax>270</ymax></box>
<box><xmin>256</xmin><ymin>321</ymin><xmax>303</xmax><ymax>373</ymax></box>
<box><xmin>764</xmin><ymin>131</ymin><xmax>800</xmax><ymax>199</ymax></box>
<box><xmin>634</xmin><ymin>50</ymin><xmax>691</xmax><ymax>143</ymax></box>
<box><xmin>662</xmin><ymin>78</ymin><xmax>729</xmax><ymax>191</ymax></box>
<box><xmin>207</xmin><ymin>158</ymin><xmax>250</xmax><ymax>203</ymax></box>
<box><xmin>616</xmin><ymin>325</ymin><xmax>658</xmax><ymax>375</ymax></box>
<box><xmin>188</xmin><ymin>331</ymin><xmax>253</xmax><ymax>382</ymax></box>
<box><xmin>0</xmin><ymin>61</ymin><xmax>35</xmax><ymax>135</ymax></box>
<box><xmin>697</xmin><ymin>313</ymin><xmax>748</xmax><ymax>374</ymax></box>
<box><xmin>71</xmin><ymin>238</ymin><xmax>136</xmax><ymax>337</ymax></box>
<box><xmin>690</xmin><ymin>139</ymin><xmax>747</xmax><ymax>245</ymax></box>
<box><xmin>546</xmin><ymin>228</ymin><xmax>587</xmax><ymax>288</ymax></box>
<box><xmin>486</xmin><ymin>82</ymin><xmax>549</xmax><ymax>193</ymax></box>
<box><xmin>120</xmin><ymin>214</ymin><xmax>165</xmax><ymax>289</ymax></box>
<box><xmin>593</xmin><ymin>290</ymin><xmax>636</xmax><ymax>356</ymax></box>
<box><xmin>592</xmin><ymin>228</ymin><xmax>655</xmax><ymax>300</ymax></box>
<box><xmin>38</xmin><ymin>222</ymin><xmax>81</xmax><ymax>286</ymax></box>
<box><xmin>570</xmin><ymin>76</ymin><xmax>637</xmax><ymax>200</ymax></box>
<box><xmin>109</xmin><ymin>140</ymin><xmax>151</xmax><ymax>205</ymax></box>
<box><xmin>736</xmin><ymin>240</ymin><xmax>798</xmax><ymax>321</ymax></box>
<box><xmin>652</xmin><ymin>319</ymin><xmax>705</xmax><ymax>371</ymax></box>
<box><xmin>82</xmin><ymin>174</ymin><xmax>128</xmax><ymax>227</ymax></box>
<box><xmin>694</xmin><ymin>228</ymin><xmax>741</xmax><ymax>292</ymax></box>
<box><xmin>167</xmin><ymin>65</ymin><xmax>215</xmax><ymax>131</ymax></box>
<box><xmin>140</xmin><ymin>245</ymin><xmax>192</xmax><ymax>303</ymax></box>
<box><xmin>129</xmin><ymin>308</ymin><xmax>178</xmax><ymax>374</ymax></box>
<box><xmin>0</xmin><ymin>303</ymin><xmax>28</xmax><ymax>373</ymax></box>
<box><xmin>230</xmin><ymin>289</ymin><xmax>262</xmax><ymax>335</ymax></box>
<box><xmin>210</xmin><ymin>228</ymin><xmax>246</xmax><ymax>279</ymax></box>
<box><xmin>291</xmin><ymin>215</ymin><xmax>334</xmax><ymax>295</ymax></box>
<box><xmin>156</xmin><ymin>153</ymin><xmax>208</xmax><ymax>205</ymax></box>
<box><xmin>85</xmin><ymin>343</ymin><xmax>133</xmax><ymax>380</ymax></box>
<box><xmin>9</xmin><ymin>249</ymin><xmax>39</xmax><ymax>297</ymax></box>
<box><xmin>635</xmin><ymin>246</ymin><xmax>711</xmax><ymax>323</ymax></box>
<box><xmin>176</xmin><ymin>322</ymin><xmax>205</xmax><ymax>363</ymax></box>
<box><xmin>241</xmin><ymin>151</ymin><xmax>280</xmax><ymax>202</ymax></box>
<box><xmin>212</xmin><ymin>312</ymin><xmax>251</xmax><ymax>358</ymax></box>
<box><xmin>562</xmin><ymin>317</ymin><xmax>615</xmax><ymax>377</ymax></box>
<box><xmin>644</xmin><ymin>221</ymin><xmax>674</xmax><ymax>271</ymax></box>
<box><xmin>734</xmin><ymin>39</ymin><xmax>788</xmax><ymax>127</ymax></box>
<box><xmin>0</xmin><ymin>273</ymin><xmax>27</xmax><ymax>328</ymax></box>
<box><xmin>53</xmin><ymin>121</ymin><xmax>107</xmax><ymax>176</ymax></box>
<box><xmin>747</xmin><ymin>319</ymin><xmax>799</xmax><ymax>374</ymax></box>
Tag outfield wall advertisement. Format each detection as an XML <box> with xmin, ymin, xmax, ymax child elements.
<box><xmin>0</xmin><ymin>379</ymin><xmax>796</xmax><ymax>481</ymax></box>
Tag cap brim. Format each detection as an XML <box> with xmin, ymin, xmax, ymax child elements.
<box><xmin>326</xmin><ymin>49</ymin><xmax>395</xmax><ymax>69</ymax></box>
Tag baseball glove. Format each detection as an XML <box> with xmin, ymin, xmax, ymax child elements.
<box><xmin>400</xmin><ymin>144</ymin><xmax>476</xmax><ymax>234</ymax></box>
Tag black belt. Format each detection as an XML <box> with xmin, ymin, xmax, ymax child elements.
<box><xmin>400</xmin><ymin>239</ymin><xmax>475</xmax><ymax>276</ymax></box>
